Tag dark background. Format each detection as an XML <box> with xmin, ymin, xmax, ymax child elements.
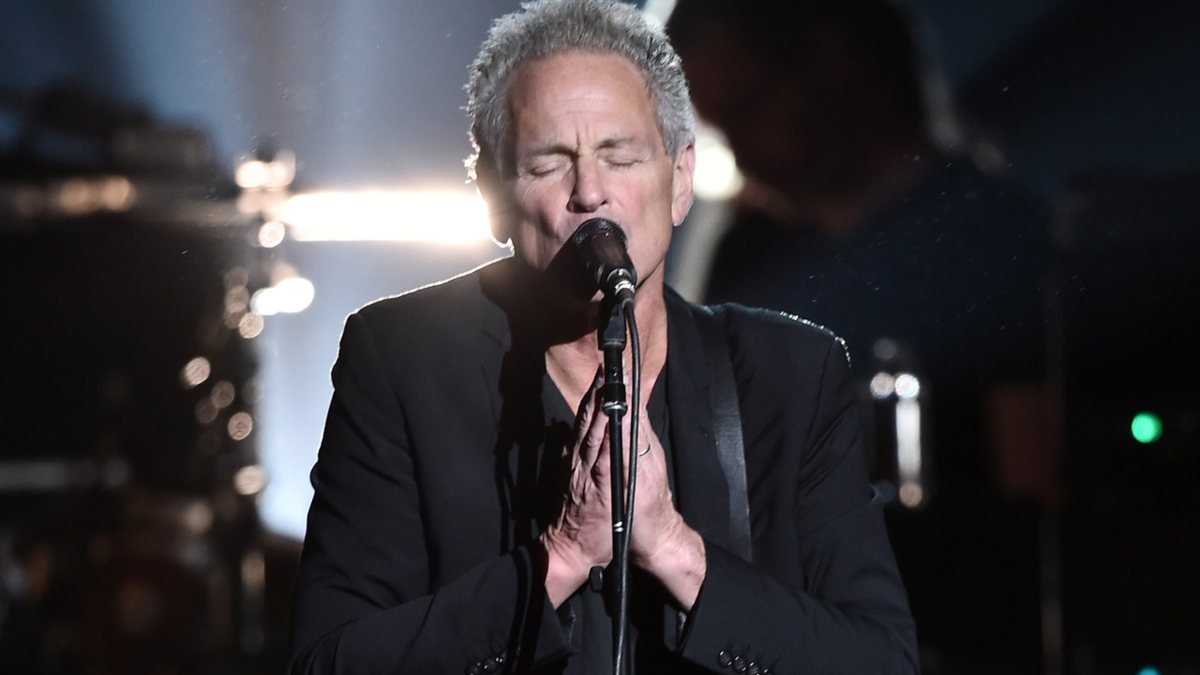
<box><xmin>2</xmin><ymin>1</ymin><xmax>1197</xmax><ymax>673</ymax></box>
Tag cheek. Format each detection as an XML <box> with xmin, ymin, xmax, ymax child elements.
<box><xmin>508</xmin><ymin>184</ymin><xmax>567</xmax><ymax>268</ymax></box>
<box><xmin>639</xmin><ymin>174</ymin><xmax>678</xmax><ymax>222</ymax></box>
<box><xmin>515</xmin><ymin>179</ymin><xmax>567</xmax><ymax>223</ymax></box>
<box><xmin>511</xmin><ymin>222</ymin><xmax>560</xmax><ymax>269</ymax></box>
<box><xmin>628</xmin><ymin>180</ymin><xmax>677</xmax><ymax>263</ymax></box>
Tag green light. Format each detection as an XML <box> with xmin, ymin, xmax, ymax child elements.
<box><xmin>1136</xmin><ymin>667</ymin><xmax>1161</xmax><ymax>675</ymax></box>
<box><xmin>1131</xmin><ymin>412</ymin><xmax>1163</xmax><ymax>444</ymax></box>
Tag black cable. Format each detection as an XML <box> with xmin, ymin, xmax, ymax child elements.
<box><xmin>623</xmin><ymin>298</ymin><xmax>640</xmax><ymax>559</ymax></box>
<box><xmin>612</xmin><ymin>298</ymin><xmax>640</xmax><ymax>675</ymax></box>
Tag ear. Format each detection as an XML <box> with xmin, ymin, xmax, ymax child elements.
<box><xmin>670</xmin><ymin>142</ymin><xmax>697</xmax><ymax>226</ymax></box>
<box><xmin>474</xmin><ymin>150</ymin><xmax>512</xmax><ymax>245</ymax></box>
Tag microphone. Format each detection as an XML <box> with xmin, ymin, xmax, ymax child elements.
<box><xmin>571</xmin><ymin>218</ymin><xmax>637</xmax><ymax>302</ymax></box>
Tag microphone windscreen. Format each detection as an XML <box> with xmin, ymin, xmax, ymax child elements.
<box><xmin>571</xmin><ymin>218</ymin><xmax>635</xmax><ymax>285</ymax></box>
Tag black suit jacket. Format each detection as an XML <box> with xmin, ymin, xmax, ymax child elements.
<box><xmin>289</xmin><ymin>258</ymin><xmax>917</xmax><ymax>674</ymax></box>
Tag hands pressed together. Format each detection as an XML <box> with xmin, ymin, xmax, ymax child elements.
<box><xmin>540</xmin><ymin>372</ymin><xmax>707</xmax><ymax>610</ymax></box>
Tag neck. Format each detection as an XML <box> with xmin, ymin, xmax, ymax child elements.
<box><xmin>481</xmin><ymin>258</ymin><xmax>670</xmax><ymax>412</ymax></box>
<box><xmin>544</xmin><ymin>276</ymin><xmax>669</xmax><ymax>413</ymax></box>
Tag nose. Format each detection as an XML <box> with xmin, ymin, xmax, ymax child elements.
<box><xmin>568</xmin><ymin>157</ymin><xmax>607</xmax><ymax>213</ymax></box>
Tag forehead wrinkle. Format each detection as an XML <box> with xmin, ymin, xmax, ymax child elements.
<box><xmin>524</xmin><ymin>135</ymin><xmax>642</xmax><ymax>157</ymax></box>
<box><xmin>507</xmin><ymin>52</ymin><xmax>662</xmax><ymax>165</ymax></box>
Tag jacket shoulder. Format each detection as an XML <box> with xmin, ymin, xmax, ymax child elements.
<box><xmin>708</xmin><ymin>301</ymin><xmax>852</xmax><ymax>368</ymax></box>
<box><xmin>349</xmin><ymin>262</ymin><xmax>499</xmax><ymax>341</ymax></box>
<box><xmin>358</xmin><ymin>264</ymin><xmax>486</xmax><ymax>319</ymax></box>
<box><xmin>332</xmin><ymin>261</ymin><xmax>509</xmax><ymax>373</ymax></box>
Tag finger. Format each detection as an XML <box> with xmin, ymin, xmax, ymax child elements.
<box><xmin>576</xmin><ymin>370</ymin><xmax>609</xmax><ymax>469</ymax></box>
<box><xmin>572</xmin><ymin>370</ymin><xmax>604</xmax><ymax>436</ymax></box>
<box><xmin>571</xmin><ymin>370</ymin><xmax>602</xmax><ymax>451</ymax></box>
<box><xmin>626</xmin><ymin>406</ymin><xmax>654</xmax><ymax>460</ymax></box>
<box><xmin>581</xmin><ymin>402</ymin><xmax>611</xmax><ymax>472</ymax></box>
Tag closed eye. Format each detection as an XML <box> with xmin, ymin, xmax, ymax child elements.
<box><xmin>598</xmin><ymin>137</ymin><xmax>651</xmax><ymax>168</ymax></box>
<box><xmin>523</xmin><ymin>160</ymin><xmax>566</xmax><ymax>178</ymax></box>
<box><xmin>602</xmin><ymin>153</ymin><xmax>646</xmax><ymax>169</ymax></box>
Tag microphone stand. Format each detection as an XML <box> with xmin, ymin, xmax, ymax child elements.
<box><xmin>597</xmin><ymin>294</ymin><xmax>637</xmax><ymax>675</ymax></box>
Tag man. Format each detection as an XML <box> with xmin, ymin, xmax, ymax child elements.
<box><xmin>289</xmin><ymin>1</ymin><xmax>915</xmax><ymax>673</ymax></box>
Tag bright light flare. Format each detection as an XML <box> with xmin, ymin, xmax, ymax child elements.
<box><xmin>233</xmin><ymin>464</ymin><xmax>268</xmax><ymax>496</ymax></box>
<box><xmin>895</xmin><ymin>373</ymin><xmax>921</xmax><ymax>399</ymax></box>
<box><xmin>251</xmin><ymin>277</ymin><xmax>315</xmax><ymax>316</ymax></box>
<box><xmin>1131</xmin><ymin>412</ymin><xmax>1163</xmax><ymax>444</ymax></box>
<box><xmin>693</xmin><ymin>126</ymin><xmax>745</xmax><ymax>201</ymax></box>
<box><xmin>282</xmin><ymin>190</ymin><xmax>494</xmax><ymax>244</ymax></box>
<box><xmin>180</xmin><ymin>357</ymin><xmax>211</xmax><ymax>389</ymax></box>
<box><xmin>227</xmin><ymin>412</ymin><xmax>254</xmax><ymax>441</ymax></box>
<box><xmin>258</xmin><ymin>220</ymin><xmax>286</xmax><ymax>248</ymax></box>
<box><xmin>641</xmin><ymin>0</ymin><xmax>677</xmax><ymax>26</ymax></box>
<box><xmin>238</xmin><ymin>312</ymin><xmax>265</xmax><ymax>338</ymax></box>
<box><xmin>235</xmin><ymin>151</ymin><xmax>296</xmax><ymax>190</ymax></box>
<box><xmin>870</xmin><ymin>372</ymin><xmax>895</xmax><ymax>399</ymax></box>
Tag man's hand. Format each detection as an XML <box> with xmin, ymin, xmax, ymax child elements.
<box><xmin>627</xmin><ymin>406</ymin><xmax>707</xmax><ymax>611</ymax></box>
<box><xmin>541</xmin><ymin>376</ymin><xmax>707</xmax><ymax>611</ymax></box>
<box><xmin>541</xmin><ymin>373</ymin><xmax>614</xmax><ymax>607</ymax></box>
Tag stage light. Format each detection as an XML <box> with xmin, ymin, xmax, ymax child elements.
<box><xmin>1136</xmin><ymin>667</ymin><xmax>1161</xmax><ymax>675</ymax></box>
<box><xmin>182</xmin><ymin>502</ymin><xmax>214</xmax><ymax>534</ymax></box>
<box><xmin>641</xmin><ymin>0</ymin><xmax>677</xmax><ymax>26</ymax></box>
<box><xmin>870</xmin><ymin>372</ymin><xmax>896</xmax><ymax>399</ymax></box>
<box><xmin>224</xmin><ymin>286</ymin><xmax>250</xmax><ymax>314</ymax></box>
<box><xmin>235</xmin><ymin>151</ymin><xmax>295</xmax><ymax>190</ymax></box>
<box><xmin>894</xmin><ymin>373</ymin><xmax>921</xmax><ymax>400</ymax></box>
<box><xmin>899</xmin><ymin>481</ymin><xmax>924</xmax><ymax>508</ymax></box>
<box><xmin>99</xmin><ymin>175</ymin><xmax>135</xmax><ymax>211</ymax></box>
<box><xmin>211</xmin><ymin>381</ymin><xmax>236</xmax><ymax>409</ymax></box>
<box><xmin>281</xmin><ymin>190</ymin><xmax>494</xmax><ymax>244</ymax></box>
<box><xmin>693</xmin><ymin>127</ymin><xmax>744</xmax><ymax>201</ymax></box>
<box><xmin>258</xmin><ymin>220</ymin><xmax>286</xmax><ymax>248</ymax></box>
<box><xmin>195</xmin><ymin>398</ymin><xmax>218</xmax><ymax>425</ymax></box>
<box><xmin>233</xmin><ymin>464</ymin><xmax>268</xmax><ymax>496</ymax></box>
<box><xmin>180</xmin><ymin>356</ymin><xmax>211</xmax><ymax>388</ymax></box>
<box><xmin>250</xmin><ymin>276</ymin><xmax>315</xmax><ymax>316</ymax></box>
<box><xmin>227</xmin><ymin>411</ymin><xmax>254</xmax><ymax>441</ymax></box>
<box><xmin>1131</xmin><ymin>412</ymin><xmax>1163</xmax><ymax>444</ymax></box>
<box><xmin>54</xmin><ymin>176</ymin><xmax>135</xmax><ymax>216</ymax></box>
<box><xmin>238</xmin><ymin>312</ymin><xmax>265</xmax><ymax>339</ymax></box>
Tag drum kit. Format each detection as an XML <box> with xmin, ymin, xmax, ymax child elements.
<box><xmin>0</xmin><ymin>86</ymin><xmax>298</xmax><ymax>674</ymax></box>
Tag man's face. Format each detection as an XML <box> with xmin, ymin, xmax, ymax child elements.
<box><xmin>486</xmin><ymin>50</ymin><xmax>694</xmax><ymax>300</ymax></box>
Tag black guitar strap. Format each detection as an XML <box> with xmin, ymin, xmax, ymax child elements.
<box><xmin>691</xmin><ymin>305</ymin><xmax>753</xmax><ymax>563</ymax></box>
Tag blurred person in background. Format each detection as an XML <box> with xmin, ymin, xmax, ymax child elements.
<box><xmin>669</xmin><ymin>1</ymin><xmax>1058</xmax><ymax>673</ymax></box>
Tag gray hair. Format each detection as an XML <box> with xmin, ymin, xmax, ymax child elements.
<box><xmin>465</xmin><ymin>0</ymin><xmax>695</xmax><ymax>179</ymax></box>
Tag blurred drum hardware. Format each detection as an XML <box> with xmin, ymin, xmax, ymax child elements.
<box><xmin>861</xmin><ymin>338</ymin><xmax>932</xmax><ymax>510</ymax></box>
<box><xmin>1</xmin><ymin>84</ymin><xmax>298</xmax><ymax>674</ymax></box>
<box><xmin>1049</xmin><ymin>169</ymin><xmax>1200</xmax><ymax>674</ymax></box>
